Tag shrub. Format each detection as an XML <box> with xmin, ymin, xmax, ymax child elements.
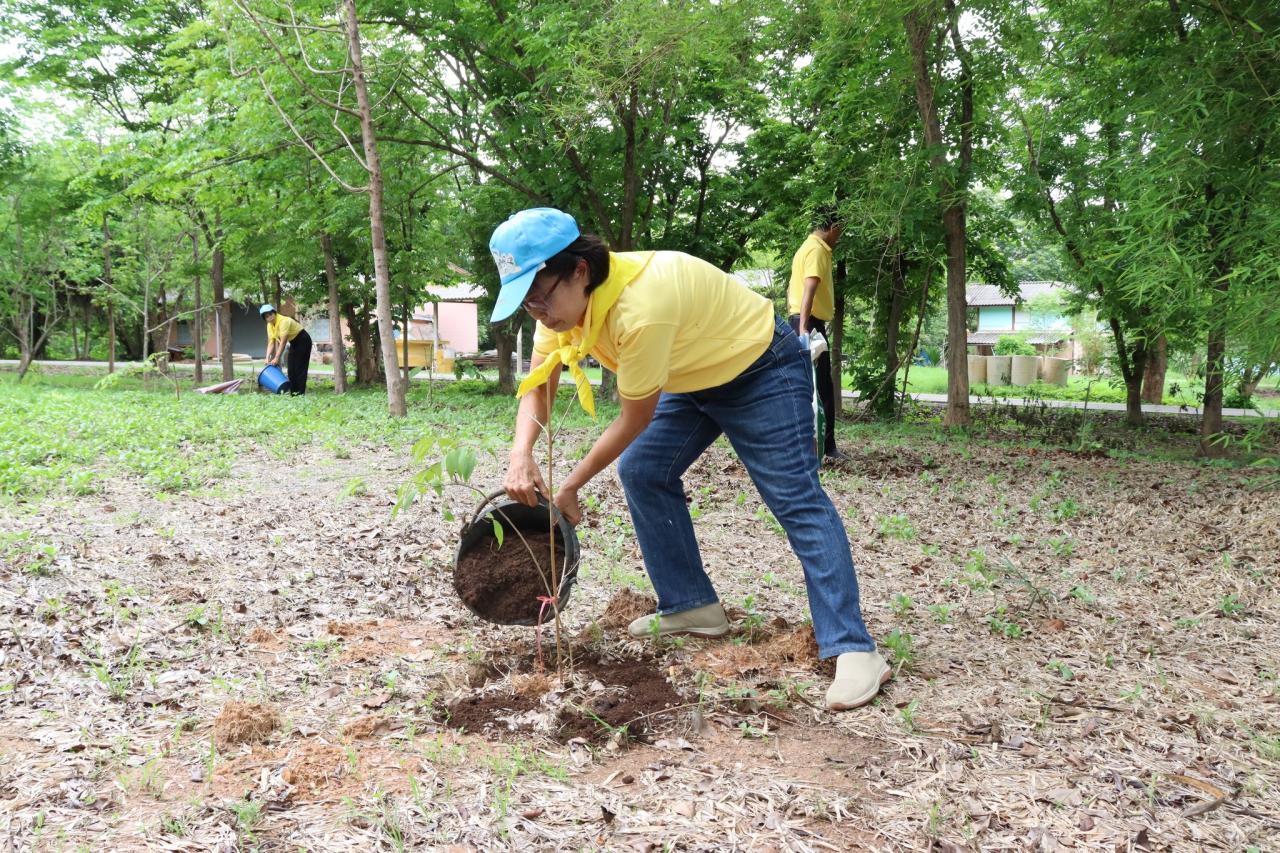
<box><xmin>994</xmin><ymin>335</ymin><xmax>1037</xmax><ymax>356</ymax></box>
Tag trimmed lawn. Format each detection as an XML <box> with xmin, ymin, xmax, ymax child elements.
<box><xmin>866</xmin><ymin>365</ymin><xmax>1208</xmax><ymax>406</ymax></box>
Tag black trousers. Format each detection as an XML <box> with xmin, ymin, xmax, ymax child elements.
<box><xmin>788</xmin><ymin>315</ymin><xmax>837</xmax><ymax>454</ymax></box>
<box><xmin>286</xmin><ymin>329</ymin><xmax>312</xmax><ymax>395</ymax></box>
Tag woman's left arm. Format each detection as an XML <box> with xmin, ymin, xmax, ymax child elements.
<box><xmin>553</xmin><ymin>391</ymin><xmax>660</xmax><ymax>524</ymax></box>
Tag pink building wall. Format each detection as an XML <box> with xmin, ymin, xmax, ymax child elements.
<box><xmin>436</xmin><ymin>302</ymin><xmax>479</xmax><ymax>353</ymax></box>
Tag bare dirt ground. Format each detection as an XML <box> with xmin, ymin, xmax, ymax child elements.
<box><xmin>2</xmin><ymin>428</ymin><xmax>1278</xmax><ymax>851</ymax></box>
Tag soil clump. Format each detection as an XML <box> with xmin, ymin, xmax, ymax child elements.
<box><xmin>443</xmin><ymin>692</ymin><xmax>540</xmax><ymax>736</ymax></box>
<box><xmin>455</xmin><ymin>528</ymin><xmax>567</xmax><ymax>623</ymax></box>
<box><xmin>696</xmin><ymin>623</ymin><xmax>834</xmax><ymax>678</ymax></box>
<box><xmin>213</xmin><ymin>702</ymin><xmax>280</xmax><ymax>746</ymax></box>
<box><xmin>595</xmin><ymin>588</ymin><xmax>658</xmax><ymax>632</ymax></box>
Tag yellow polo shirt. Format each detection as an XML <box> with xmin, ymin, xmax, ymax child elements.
<box><xmin>533</xmin><ymin>251</ymin><xmax>774</xmax><ymax>400</ymax></box>
<box><xmin>787</xmin><ymin>234</ymin><xmax>834</xmax><ymax>322</ymax></box>
<box><xmin>266</xmin><ymin>314</ymin><xmax>304</xmax><ymax>344</ymax></box>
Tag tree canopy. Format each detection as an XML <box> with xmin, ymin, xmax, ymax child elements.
<box><xmin>1</xmin><ymin>0</ymin><xmax>1276</xmax><ymax>442</ymax></box>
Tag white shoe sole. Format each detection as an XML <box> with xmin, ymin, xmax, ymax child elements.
<box><xmin>628</xmin><ymin>623</ymin><xmax>731</xmax><ymax>640</ymax></box>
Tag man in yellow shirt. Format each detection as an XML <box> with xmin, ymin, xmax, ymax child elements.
<box><xmin>490</xmin><ymin>207</ymin><xmax>889</xmax><ymax>711</ymax></box>
<box><xmin>787</xmin><ymin>208</ymin><xmax>844</xmax><ymax>460</ymax></box>
<box><xmin>260</xmin><ymin>304</ymin><xmax>312</xmax><ymax>395</ymax></box>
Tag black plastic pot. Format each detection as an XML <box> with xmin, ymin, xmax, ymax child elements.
<box><xmin>453</xmin><ymin>489</ymin><xmax>580</xmax><ymax>626</ymax></box>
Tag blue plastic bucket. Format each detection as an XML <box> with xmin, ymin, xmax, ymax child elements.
<box><xmin>258</xmin><ymin>365</ymin><xmax>291</xmax><ymax>394</ymax></box>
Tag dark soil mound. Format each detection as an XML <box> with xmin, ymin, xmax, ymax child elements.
<box><xmin>439</xmin><ymin>648</ymin><xmax>684</xmax><ymax>745</ymax></box>
<box><xmin>455</xmin><ymin>528</ymin><xmax>566</xmax><ymax>623</ymax></box>
<box><xmin>443</xmin><ymin>692</ymin><xmax>540</xmax><ymax>735</ymax></box>
<box><xmin>555</xmin><ymin>653</ymin><xmax>683</xmax><ymax>742</ymax></box>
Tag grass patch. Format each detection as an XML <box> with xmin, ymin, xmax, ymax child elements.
<box><xmin>0</xmin><ymin>376</ymin><xmax>607</xmax><ymax>503</ymax></box>
<box><xmin>883</xmin><ymin>365</ymin><xmax>1207</xmax><ymax>406</ymax></box>
<box><xmin>3</xmin><ymin>365</ymin><xmax>1273</xmax><ymax>506</ymax></box>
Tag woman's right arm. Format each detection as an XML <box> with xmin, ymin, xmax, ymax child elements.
<box><xmin>504</xmin><ymin>352</ymin><xmax>561</xmax><ymax>505</ymax></box>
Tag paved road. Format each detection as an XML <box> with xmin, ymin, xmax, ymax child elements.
<box><xmin>3</xmin><ymin>358</ymin><xmax>1276</xmax><ymax>418</ymax></box>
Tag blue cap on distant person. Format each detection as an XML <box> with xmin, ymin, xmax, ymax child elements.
<box><xmin>488</xmin><ymin>208</ymin><xmax>580</xmax><ymax>322</ymax></box>
<box><xmin>259</xmin><ymin>304</ymin><xmax>275</xmax><ymax>316</ymax></box>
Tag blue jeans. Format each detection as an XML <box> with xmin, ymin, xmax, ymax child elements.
<box><xmin>616</xmin><ymin>318</ymin><xmax>877</xmax><ymax>658</ymax></box>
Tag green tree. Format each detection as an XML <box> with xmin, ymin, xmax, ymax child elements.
<box><xmin>368</xmin><ymin>0</ymin><xmax>779</xmax><ymax>391</ymax></box>
<box><xmin>223</xmin><ymin>0</ymin><xmax>431</xmax><ymax>414</ymax></box>
<box><xmin>0</xmin><ymin>134</ymin><xmax>98</xmax><ymax>378</ymax></box>
<box><xmin>1013</xmin><ymin>0</ymin><xmax>1280</xmax><ymax>444</ymax></box>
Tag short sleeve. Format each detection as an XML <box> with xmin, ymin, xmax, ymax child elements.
<box><xmin>532</xmin><ymin>321</ymin><xmax>558</xmax><ymax>357</ymax></box>
<box><xmin>616</xmin><ymin>323</ymin><xmax>677</xmax><ymax>400</ymax></box>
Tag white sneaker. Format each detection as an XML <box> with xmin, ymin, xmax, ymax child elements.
<box><xmin>627</xmin><ymin>602</ymin><xmax>730</xmax><ymax>639</ymax></box>
<box><xmin>825</xmin><ymin>651</ymin><xmax>892</xmax><ymax>710</ymax></box>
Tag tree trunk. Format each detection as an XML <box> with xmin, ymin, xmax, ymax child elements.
<box><xmin>516</xmin><ymin>323</ymin><xmax>524</xmax><ymax>376</ymax></box>
<box><xmin>617</xmin><ymin>83</ymin><xmax>639</xmax><ymax>250</ymax></box>
<box><xmin>321</xmin><ymin>233</ymin><xmax>347</xmax><ymax>393</ymax></box>
<box><xmin>151</xmin><ymin>283</ymin><xmax>170</xmax><ymax>365</ymax></box>
<box><xmin>830</xmin><ymin>261</ymin><xmax>846</xmax><ymax>420</ymax></box>
<box><xmin>1122</xmin><ymin>339</ymin><xmax>1148</xmax><ymax>426</ymax></box>
<box><xmin>494</xmin><ymin>320</ymin><xmax>516</xmax><ymax>395</ymax></box>
<box><xmin>884</xmin><ymin>254</ymin><xmax>907</xmax><ymax>379</ymax></box>
<box><xmin>272</xmin><ymin>271</ymin><xmax>282</xmax><ymax>309</ymax></box>
<box><xmin>1201</xmin><ymin>330</ymin><xmax>1226</xmax><ymax>455</ymax></box>
<box><xmin>1200</xmin><ymin>182</ymin><xmax>1229</xmax><ymax>456</ymax></box>
<box><xmin>210</xmin><ymin>212</ymin><xmax>232</xmax><ymax>381</ymax></box>
<box><xmin>599</xmin><ymin>368</ymin><xmax>619</xmax><ymax>403</ymax></box>
<box><xmin>898</xmin><ymin>266</ymin><xmax>934</xmax><ymax>418</ymax></box>
<box><xmin>31</xmin><ymin>307</ymin><xmax>50</xmax><ymax>360</ymax></box>
<box><xmin>1141</xmin><ymin>334</ymin><xmax>1167</xmax><ymax>404</ymax></box>
<box><xmin>344</xmin><ymin>0</ymin><xmax>407</xmax><ymax>417</ymax></box>
<box><xmin>1239</xmin><ymin>366</ymin><xmax>1263</xmax><ymax>401</ymax></box>
<box><xmin>164</xmin><ymin>287</ymin><xmax>184</xmax><ymax>372</ymax></box>
<box><xmin>906</xmin><ymin>6</ymin><xmax>969</xmax><ymax>427</ymax></box>
<box><xmin>1200</xmin><ymin>286</ymin><xmax>1229</xmax><ymax>456</ymax></box>
<box><xmin>16</xmin><ymin>291</ymin><xmax>60</xmax><ymax>382</ymax></box>
<box><xmin>16</xmin><ymin>293</ymin><xmax>33</xmax><ymax>381</ymax></box>
<box><xmin>102</xmin><ymin>215</ymin><xmax>114</xmax><ymax>372</ymax></box>
<box><xmin>119</xmin><ymin>314</ymin><xmax>140</xmax><ymax>362</ymax></box>
<box><xmin>401</xmin><ymin>301</ymin><xmax>411</xmax><ymax>383</ymax></box>
<box><xmin>344</xmin><ymin>303</ymin><xmax>379</xmax><ymax>384</ymax></box>
<box><xmin>941</xmin><ymin>209</ymin><xmax>970</xmax><ymax>427</ymax></box>
<box><xmin>1123</xmin><ymin>380</ymin><xmax>1144</xmax><ymax>426</ymax></box>
<box><xmin>192</xmin><ymin>231</ymin><xmax>203</xmax><ymax>384</ymax></box>
<box><xmin>371</xmin><ymin>304</ymin><xmax>387</xmax><ymax>377</ymax></box>
<box><xmin>67</xmin><ymin>295</ymin><xmax>80</xmax><ymax>360</ymax></box>
<box><xmin>77</xmin><ymin>296</ymin><xmax>93</xmax><ymax>359</ymax></box>
<box><xmin>142</xmin><ymin>254</ymin><xmax>151</xmax><ymax>364</ymax></box>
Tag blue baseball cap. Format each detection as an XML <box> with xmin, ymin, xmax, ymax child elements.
<box><xmin>489</xmin><ymin>208</ymin><xmax>580</xmax><ymax>322</ymax></box>
<box><xmin>259</xmin><ymin>304</ymin><xmax>275</xmax><ymax>316</ymax></box>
